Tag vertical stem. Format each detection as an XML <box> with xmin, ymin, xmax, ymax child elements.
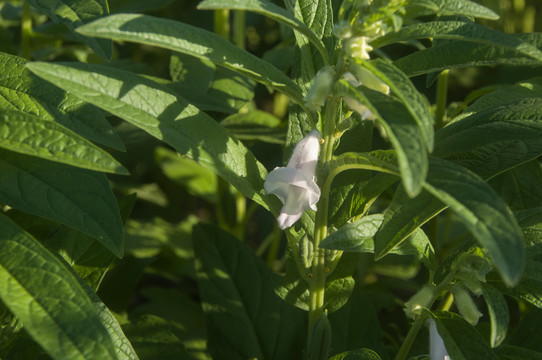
<box><xmin>434</xmin><ymin>69</ymin><xmax>449</xmax><ymax>130</ymax></box>
<box><xmin>233</xmin><ymin>10</ymin><xmax>246</xmax><ymax>49</ymax></box>
<box><xmin>21</xmin><ymin>1</ymin><xmax>32</xmax><ymax>59</ymax></box>
<box><xmin>308</xmin><ymin>97</ymin><xmax>338</xmax><ymax>337</ymax></box>
<box><xmin>214</xmin><ymin>9</ymin><xmax>230</xmax><ymax>40</ymax></box>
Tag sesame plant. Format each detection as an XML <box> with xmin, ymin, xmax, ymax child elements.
<box><xmin>1</xmin><ymin>0</ymin><xmax>542</xmax><ymax>359</ymax></box>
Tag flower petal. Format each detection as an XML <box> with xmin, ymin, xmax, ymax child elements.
<box><xmin>286</xmin><ymin>130</ymin><xmax>320</xmax><ymax>175</ymax></box>
<box><xmin>429</xmin><ymin>318</ymin><xmax>450</xmax><ymax>360</ymax></box>
<box><xmin>277</xmin><ymin>211</ymin><xmax>303</xmax><ymax>230</ymax></box>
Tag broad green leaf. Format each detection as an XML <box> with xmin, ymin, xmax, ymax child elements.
<box><xmin>372</xmin><ymin>21</ymin><xmax>542</xmax><ymax>62</ymax></box>
<box><xmin>122</xmin><ymin>315</ymin><xmax>191</xmax><ymax>360</ymax></box>
<box><xmin>0</xmin><ymin>110</ymin><xmax>127</xmax><ymax>174</ymax></box>
<box><xmin>320</xmin><ymin>214</ymin><xmax>436</xmax><ymax>269</ymax></box>
<box><xmin>0</xmin><ymin>52</ymin><xmax>123</xmax><ymax>150</ymax></box>
<box><xmin>26</xmin><ymin>61</ymin><xmax>279</xmax><ymax>213</ymax></box>
<box><xmin>422</xmin><ymin>158</ymin><xmax>524</xmax><ymax>286</ymax></box>
<box><xmin>193</xmin><ymin>224</ymin><xmax>306</xmax><ymax>360</ymax></box>
<box><xmin>25</xmin><ymin>0</ymin><xmax>112</xmax><ymax>60</ymax></box>
<box><xmin>433</xmin><ymin>0</ymin><xmax>499</xmax><ymax>19</ymax></box>
<box><xmin>488</xmin><ymin>259</ymin><xmax>542</xmax><ymax>308</ymax></box>
<box><xmin>495</xmin><ymin>345</ymin><xmax>542</xmax><ymax>360</ymax></box>
<box><xmin>394</xmin><ymin>33</ymin><xmax>542</xmax><ymax>76</ymax></box>
<box><xmin>509</xmin><ymin>308</ymin><xmax>542</xmax><ymax>352</ymax></box>
<box><xmin>155</xmin><ymin>146</ymin><xmax>218</xmax><ymax>204</ymax></box>
<box><xmin>0</xmin><ymin>149</ymin><xmax>124</xmax><ymax>257</ymax></box>
<box><xmin>335</xmin><ymin>80</ymin><xmax>428</xmax><ymax>196</ymax></box>
<box><xmin>328</xmin><ymin>349</ymin><xmax>382</xmax><ymax>360</ymax></box>
<box><xmin>221</xmin><ymin>110</ymin><xmax>285</xmax><ymax>144</ymax></box>
<box><xmin>169</xmin><ymin>53</ymin><xmax>255</xmax><ymax>114</ymax></box>
<box><xmin>76</xmin><ymin>14</ymin><xmax>304</xmax><ymax>103</ymax></box>
<box><xmin>197</xmin><ymin>0</ymin><xmax>328</xmax><ymax>63</ymax></box>
<box><xmin>431</xmin><ymin>311</ymin><xmax>497</xmax><ymax>360</ymax></box>
<box><xmin>360</xmin><ymin>59</ymin><xmax>434</xmax><ymax>151</ymax></box>
<box><xmin>0</xmin><ymin>214</ymin><xmax>119</xmax><ymax>360</ymax></box>
<box><xmin>435</xmin><ymin>98</ymin><xmax>542</xmax><ymax>180</ymax></box>
<box><xmin>481</xmin><ymin>283</ymin><xmax>509</xmax><ymax>347</ymax></box>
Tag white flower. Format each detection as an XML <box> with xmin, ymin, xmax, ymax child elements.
<box><xmin>428</xmin><ymin>318</ymin><xmax>450</xmax><ymax>360</ymax></box>
<box><xmin>264</xmin><ymin>130</ymin><xmax>321</xmax><ymax>229</ymax></box>
<box><xmin>344</xmin><ymin>36</ymin><xmax>373</xmax><ymax>60</ymax></box>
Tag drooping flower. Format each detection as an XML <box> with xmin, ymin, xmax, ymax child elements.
<box><xmin>428</xmin><ymin>318</ymin><xmax>450</xmax><ymax>360</ymax></box>
<box><xmin>451</xmin><ymin>284</ymin><xmax>483</xmax><ymax>326</ymax></box>
<box><xmin>403</xmin><ymin>285</ymin><xmax>435</xmax><ymax>320</ymax></box>
<box><xmin>264</xmin><ymin>130</ymin><xmax>321</xmax><ymax>229</ymax></box>
<box><xmin>304</xmin><ymin>66</ymin><xmax>336</xmax><ymax>112</ymax></box>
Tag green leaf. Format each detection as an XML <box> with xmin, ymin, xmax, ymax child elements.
<box><xmin>122</xmin><ymin>315</ymin><xmax>191</xmax><ymax>360</ymax></box>
<box><xmin>481</xmin><ymin>283</ymin><xmax>509</xmax><ymax>348</ymax></box>
<box><xmin>221</xmin><ymin>110</ymin><xmax>285</xmax><ymax>145</ymax></box>
<box><xmin>76</xmin><ymin>14</ymin><xmax>304</xmax><ymax>103</ymax></box>
<box><xmin>0</xmin><ymin>52</ymin><xmax>123</xmax><ymax>150</ymax></box>
<box><xmin>495</xmin><ymin>345</ymin><xmax>542</xmax><ymax>360</ymax></box>
<box><xmin>320</xmin><ymin>214</ymin><xmax>436</xmax><ymax>269</ymax></box>
<box><xmin>360</xmin><ymin>59</ymin><xmax>434</xmax><ymax>151</ymax></box>
<box><xmin>509</xmin><ymin>308</ymin><xmax>542</xmax><ymax>352</ymax></box>
<box><xmin>0</xmin><ymin>149</ymin><xmax>124</xmax><ymax>257</ymax></box>
<box><xmin>422</xmin><ymin>158</ymin><xmax>524</xmax><ymax>286</ymax></box>
<box><xmin>328</xmin><ymin>349</ymin><xmax>382</xmax><ymax>360</ymax></box>
<box><xmin>394</xmin><ymin>33</ymin><xmax>542</xmax><ymax>76</ymax></box>
<box><xmin>433</xmin><ymin>0</ymin><xmax>500</xmax><ymax>19</ymax></box>
<box><xmin>193</xmin><ymin>224</ymin><xmax>306</xmax><ymax>360</ymax></box>
<box><xmin>435</xmin><ymin>98</ymin><xmax>542</xmax><ymax>180</ymax></box>
<box><xmin>0</xmin><ymin>110</ymin><xmax>127</xmax><ymax>174</ymax></box>
<box><xmin>26</xmin><ymin>61</ymin><xmax>279</xmax><ymax>213</ymax></box>
<box><xmin>197</xmin><ymin>0</ymin><xmax>328</xmax><ymax>63</ymax></box>
<box><xmin>0</xmin><ymin>214</ymin><xmax>119</xmax><ymax>360</ymax></box>
<box><xmin>25</xmin><ymin>0</ymin><xmax>111</xmax><ymax>60</ymax></box>
<box><xmin>488</xmin><ymin>259</ymin><xmax>542</xmax><ymax>308</ymax></box>
<box><xmin>372</xmin><ymin>21</ymin><xmax>542</xmax><ymax>62</ymax></box>
<box><xmin>335</xmin><ymin>80</ymin><xmax>428</xmax><ymax>196</ymax></box>
<box><xmin>431</xmin><ymin>311</ymin><xmax>498</xmax><ymax>360</ymax></box>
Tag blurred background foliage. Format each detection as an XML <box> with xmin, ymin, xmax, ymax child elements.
<box><xmin>1</xmin><ymin>0</ymin><xmax>542</xmax><ymax>359</ymax></box>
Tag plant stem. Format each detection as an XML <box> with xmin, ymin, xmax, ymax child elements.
<box><xmin>214</xmin><ymin>9</ymin><xmax>230</xmax><ymax>40</ymax></box>
<box><xmin>233</xmin><ymin>10</ymin><xmax>246</xmax><ymax>49</ymax></box>
<box><xmin>435</xmin><ymin>69</ymin><xmax>449</xmax><ymax>130</ymax></box>
<box><xmin>307</xmin><ymin>97</ymin><xmax>338</xmax><ymax>338</ymax></box>
<box><xmin>21</xmin><ymin>1</ymin><xmax>32</xmax><ymax>59</ymax></box>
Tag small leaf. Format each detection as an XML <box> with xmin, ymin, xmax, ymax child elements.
<box><xmin>0</xmin><ymin>110</ymin><xmax>127</xmax><ymax>174</ymax></box>
<box><xmin>433</xmin><ymin>0</ymin><xmax>499</xmax><ymax>20</ymax></box>
<box><xmin>481</xmin><ymin>283</ymin><xmax>509</xmax><ymax>347</ymax></box>
<box><xmin>76</xmin><ymin>14</ymin><xmax>304</xmax><ymax>103</ymax></box>
<box><xmin>372</xmin><ymin>21</ymin><xmax>542</xmax><ymax>62</ymax></box>
<box><xmin>0</xmin><ymin>214</ymin><xmax>119</xmax><ymax>360</ymax></box>
<box><xmin>0</xmin><ymin>149</ymin><xmax>124</xmax><ymax>257</ymax></box>
<box><xmin>25</xmin><ymin>0</ymin><xmax>112</xmax><ymax>60</ymax></box>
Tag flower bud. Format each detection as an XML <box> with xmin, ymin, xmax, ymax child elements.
<box><xmin>451</xmin><ymin>284</ymin><xmax>483</xmax><ymax>326</ymax></box>
<box><xmin>404</xmin><ymin>285</ymin><xmax>435</xmax><ymax>319</ymax></box>
<box><xmin>344</xmin><ymin>36</ymin><xmax>373</xmax><ymax>60</ymax></box>
<box><xmin>304</xmin><ymin>66</ymin><xmax>336</xmax><ymax>112</ymax></box>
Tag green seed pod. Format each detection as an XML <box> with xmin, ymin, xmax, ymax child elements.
<box><xmin>299</xmin><ymin>235</ymin><xmax>314</xmax><ymax>269</ymax></box>
<box><xmin>308</xmin><ymin>311</ymin><xmax>332</xmax><ymax>360</ymax></box>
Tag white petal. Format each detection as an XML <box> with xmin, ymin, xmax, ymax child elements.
<box><xmin>277</xmin><ymin>210</ymin><xmax>303</xmax><ymax>229</ymax></box>
<box><xmin>429</xmin><ymin>319</ymin><xmax>450</xmax><ymax>360</ymax></box>
<box><xmin>265</xmin><ymin>167</ymin><xmax>320</xmax><ymax>200</ymax></box>
<box><xmin>286</xmin><ymin>130</ymin><xmax>320</xmax><ymax>175</ymax></box>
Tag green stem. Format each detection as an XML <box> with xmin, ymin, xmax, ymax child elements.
<box><xmin>214</xmin><ymin>9</ymin><xmax>230</xmax><ymax>40</ymax></box>
<box><xmin>435</xmin><ymin>69</ymin><xmax>449</xmax><ymax>130</ymax></box>
<box><xmin>21</xmin><ymin>1</ymin><xmax>32</xmax><ymax>59</ymax></box>
<box><xmin>233</xmin><ymin>10</ymin><xmax>246</xmax><ymax>49</ymax></box>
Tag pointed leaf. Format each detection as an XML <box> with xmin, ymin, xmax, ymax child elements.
<box><xmin>372</xmin><ymin>21</ymin><xmax>542</xmax><ymax>62</ymax></box>
<box><xmin>0</xmin><ymin>110</ymin><xmax>127</xmax><ymax>174</ymax></box>
<box><xmin>422</xmin><ymin>158</ymin><xmax>524</xmax><ymax>286</ymax></box>
<box><xmin>0</xmin><ymin>52</ymin><xmax>123</xmax><ymax>150</ymax></box>
<box><xmin>335</xmin><ymin>80</ymin><xmax>428</xmax><ymax>196</ymax></box>
<box><xmin>0</xmin><ymin>214</ymin><xmax>119</xmax><ymax>360</ymax></box>
<box><xmin>193</xmin><ymin>224</ymin><xmax>306</xmax><ymax>360</ymax></box>
<box><xmin>26</xmin><ymin>61</ymin><xmax>279</xmax><ymax>213</ymax></box>
<box><xmin>197</xmin><ymin>0</ymin><xmax>328</xmax><ymax>63</ymax></box>
<box><xmin>76</xmin><ymin>14</ymin><xmax>303</xmax><ymax>103</ymax></box>
<box><xmin>25</xmin><ymin>0</ymin><xmax>112</xmax><ymax>59</ymax></box>
<box><xmin>0</xmin><ymin>149</ymin><xmax>124</xmax><ymax>257</ymax></box>
<box><xmin>481</xmin><ymin>283</ymin><xmax>509</xmax><ymax>347</ymax></box>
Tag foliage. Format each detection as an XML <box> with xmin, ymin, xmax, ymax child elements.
<box><xmin>1</xmin><ymin>0</ymin><xmax>542</xmax><ymax>359</ymax></box>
